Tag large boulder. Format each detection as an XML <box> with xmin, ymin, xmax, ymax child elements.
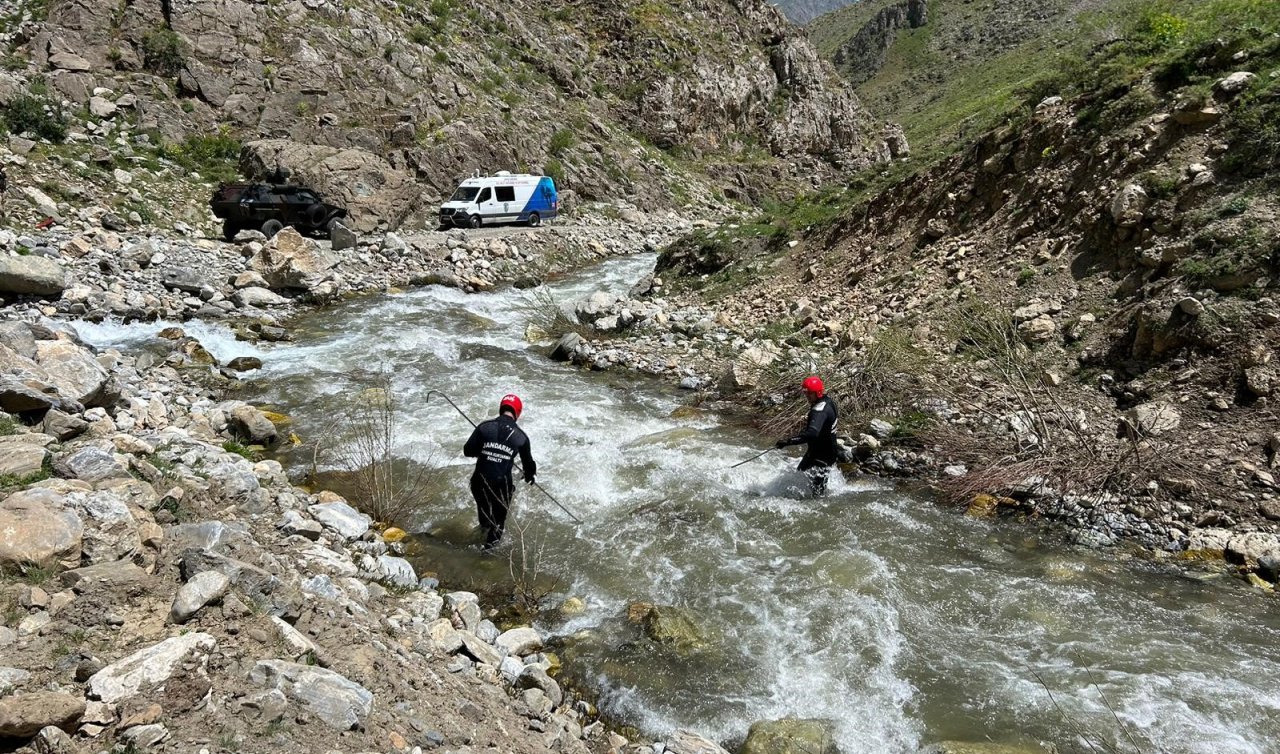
<box><xmin>53</xmin><ymin>447</ymin><xmax>129</xmax><ymax>484</ymax></box>
<box><xmin>87</xmin><ymin>633</ymin><xmax>217</xmax><ymax>703</ymax></box>
<box><xmin>0</xmin><ymin>488</ymin><xmax>83</xmax><ymax>572</ymax></box>
<box><xmin>308</xmin><ymin>499</ymin><xmax>371</xmax><ymax>540</ymax></box>
<box><xmin>249</xmin><ymin>229</ymin><xmax>340</xmax><ymax>291</ymax></box>
<box><xmin>0</xmin><ymin>692</ymin><xmax>86</xmax><ymax>738</ymax></box>
<box><xmin>228</xmin><ymin>404</ymin><xmax>279</xmax><ymax>446</ymax></box>
<box><xmin>67</xmin><ymin>489</ymin><xmax>140</xmax><ymax>565</ymax></box>
<box><xmin>33</xmin><ymin>340</ymin><xmax>109</xmax><ymax>406</ymax></box>
<box><xmin>240</xmin><ymin>140</ymin><xmax>422</xmax><ymax>232</ymax></box>
<box><xmin>0</xmin><ymin>256</ymin><xmax>68</xmax><ymax>295</ymax></box>
<box><xmin>170</xmin><ymin>570</ymin><xmax>232</xmax><ymax>623</ymax></box>
<box><xmin>741</xmin><ymin>719</ymin><xmax>838</xmax><ymax>754</ymax></box>
<box><xmin>248</xmin><ymin>660</ymin><xmax>373</xmax><ymax>730</ymax></box>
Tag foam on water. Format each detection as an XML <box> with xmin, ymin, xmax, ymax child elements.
<box><xmin>235</xmin><ymin>253</ymin><xmax>1280</xmax><ymax>753</ymax></box>
<box><xmin>72</xmin><ymin>318</ymin><xmax>265</xmax><ymax>364</ymax></box>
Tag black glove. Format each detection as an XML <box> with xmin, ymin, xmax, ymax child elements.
<box><xmin>523</xmin><ymin>473</ymin><xmax>536</xmax><ymax>485</ymax></box>
<box><xmin>775</xmin><ymin>439</ymin><xmax>788</xmax><ymax>449</ymax></box>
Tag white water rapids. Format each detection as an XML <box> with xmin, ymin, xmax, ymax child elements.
<box><xmin>77</xmin><ymin>254</ymin><xmax>1280</xmax><ymax>753</ymax></box>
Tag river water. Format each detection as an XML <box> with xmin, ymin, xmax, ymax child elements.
<box><xmin>79</xmin><ymin>254</ymin><xmax>1280</xmax><ymax>753</ymax></box>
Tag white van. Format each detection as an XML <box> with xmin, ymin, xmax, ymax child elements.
<box><xmin>438</xmin><ymin>171</ymin><xmax>559</xmax><ymax>229</ymax></box>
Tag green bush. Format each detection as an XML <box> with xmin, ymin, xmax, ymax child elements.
<box><xmin>408</xmin><ymin>24</ymin><xmax>433</xmax><ymax>45</ymax></box>
<box><xmin>543</xmin><ymin>157</ymin><xmax>565</xmax><ymax>187</ymax></box>
<box><xmin>159</xmin><ymin>128</ymin><xmax>242</xmax><ymax>182</ymax></box>
<box><xmin>548</xmin><ymin>128</ymin><xmax>575</xmax><ymax>156</ymax></box>
<box><xmin>142</xmin><ymin>27</ymin><xmax>185</xmax><ymax>76</ymax></box>
<box><xmin>1</xmin><ymin>93</ymin><xmax>68</xmax><ymax>142</ymax></box>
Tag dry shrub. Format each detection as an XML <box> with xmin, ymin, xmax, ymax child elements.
<box><xmin>518</xmin><ymin>287</ymin><xmax>596</xmax><ymax>341</ymax></box>
<box><xmin>317</xmin><ymin>372</ymin><xmax>443</xmax><ymax>528</ymax></box>
<box><xmin>747</xmin><ymin>325</ymin><xmax>929</xmax><ymax>437</ymax></box>
<box><xmin>506</xmin><ymin>517</ymin><xmax>564</xmax><ymax>623</ymax></box>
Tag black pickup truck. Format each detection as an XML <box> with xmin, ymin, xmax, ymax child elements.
<box><xmin>210</xmin><ymin>182</ymin><xmax>349</xmax><ymax>241</ymax></box>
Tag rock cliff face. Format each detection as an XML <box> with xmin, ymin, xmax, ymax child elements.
<box><xmin>13</xmin><ymin>0</ymin><xmax>893</xmax><ymax>228</ymax></box>
<box><xmin>828</xmin><ymin>0</ymin><xmax>928</xmax><ymax>84</ymax></box>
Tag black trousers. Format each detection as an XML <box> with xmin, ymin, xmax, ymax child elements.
<box><xmin>798</xmin><ymin>456</ymin><xmax>831</xmax><ymax>496</ymax></box>
<box><xmin>470</xmin><ymin>473</ymin><xmax>514</xmax><ymax>546</ymax></box>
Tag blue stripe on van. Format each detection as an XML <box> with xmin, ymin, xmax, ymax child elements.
<box><xmin>518</xmin><ymin>177</ymin><xmax>558</xmax><ymax>220</ymax></box>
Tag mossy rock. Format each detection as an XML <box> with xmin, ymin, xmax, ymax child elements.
<box><xmin>256</xmin><ymin>409</ymin><xmax>292</xmax><ymax>425</ymax></box>
<box><xmin>740</xmin><ymin>718</ymin><xmax>838</xmax><ymax>754</ymax></box>
<box><xmin>641</xmin><ymin>605</ymin><xmax>706</xmax><ymax>649</ymax></box>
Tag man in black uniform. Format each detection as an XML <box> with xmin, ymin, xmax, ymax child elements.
<box><xmin>775</xmin><ymin>376</ymin><xmax>839</xmax><ymax>495</ymax></box>
<box><xmin>463</xmin><ymin>394</ymin><xmax>537</xmax><ymax>548</ymax></box>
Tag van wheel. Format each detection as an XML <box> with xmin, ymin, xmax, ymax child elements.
<box><xmin>469</xmin><ymin>215</ymin><xmax>482</xmax><ymax>229</ymax></box>
<box><xmin>527</xmin><ymin>212</ymin><xmax>541</xmax><ymax>227</ymax></box>
<box><xmin>262</xmin><ymin>219</ymin><xmax>284</xmax><ymax>238</ymax></box>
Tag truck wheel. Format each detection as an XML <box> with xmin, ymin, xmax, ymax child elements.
<box><xmin>262</xmin><ymin>219</ymin><xmax>285</xmax><ymax>238</ymax></box>
<box><xmin>527</xmin><ymin>212</ymin><xmax>541</xmax><ymax>227</ymax></box>
<box><xmin>307</xmin><ymin>204</ymin><xmax>328</xmax><ymax>228</ymax></box>
<box><xmin>222</xmin><ymin>220</ymin><xmax>239</xmax><ymax>242</ymax></box>
<box><xmin>469</xmin><ymin>215</ymin><xmax>482</xmax><ymax>229</ymax></box>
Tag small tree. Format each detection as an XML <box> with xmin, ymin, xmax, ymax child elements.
<box><xmin>142</xmin><ymin>27</ymin><xmax>185</xmax><ymax>76</ymax></box>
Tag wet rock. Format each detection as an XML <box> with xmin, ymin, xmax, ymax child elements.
<box><xmin>248</xmin><ymin>660</ymin><xmax>373</xmax><ymax>730</ymax></box>
<box><xmin>308</xmin><ymin>499</ymin><xmax>371</xmax><ymax>540</ymax></box>
<box><xmin>87</xmin><ymin>632</ymin><xmax>217</xmax><ymax>703</ymax></box>
<box><xmin>639</xmin><ymin>604</ymin><xmax>706</xmax><ymax>649</ymax></box>
<box><xmin>920</xmin><ymin>743</ymin><xmax>1055</xmax><ymax>754</ymax></box>
<box><xmin>0</xmin><ymin>488</ymin><xmax>83</xmax><ymax>571</ymax></box>
<box><xmin>741</xmin><ymin>719</ymin><xmax>838</xmax><ymax>754</ymax></box>
<box><xmin>549</xmin><ymin>332</ymin><xmax>582</xmax><ymax>361</ymax></box>
<box><xmin>0</xmin><ymin>692</ymin><xmax>86</xmax><ymax>738</ymax></box>
<box><xmin>226</xmin><ymin>356</ymin><xmax>263</xmax><ymax>371</ymax></box>
<box><xmin>1225</xmin><ymin>532</ymin><xmax>1280</xmax><ymax>569</ymax></box>
<box><xmin>0</xmin><ymin>255</ymin><xmax>68</xmax><ymax>295</ymax></box>
<box><xmin>170</xmin><ymin>570</ymin><xmax>232</xmax><ymax>623</ymax></box>
<box><xmin>666</xmin><ymin>730</ymin><xmax>732</xmax><ymax>754</ymax></box>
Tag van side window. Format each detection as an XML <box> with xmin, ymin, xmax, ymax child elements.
<box><xmin>476</xmin><ymin>188</ymin><xmax>491</xmax><ymax>203</ymax></box>
<box><xmin>495</xmin><ymin>186</ymin><xmax>515</xmax><ymax>202</ymax></box>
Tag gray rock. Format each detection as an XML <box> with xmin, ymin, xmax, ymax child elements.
<box><xmin>68</xmin><ymin>489</ymin><xmax>139</xmax><ymax>565</ymax></box>
<box><xmin>514</xmin><ymin>666</ymin><xmax>563</xmax><ymax>707</ymax></box>
<box><xmin>0</xmin><ymin>256</ymin><xmax>68</xmax><ymax>295</ymax></box>
<box><xmin>59</xmin><ymin>560</ymin><xmax>147</xmax><ymax>587</ymax></box>
<box><xmin>170</xmin><ymin>570</ymin><xmax>232</xmax><ymax>623</ymax></box>
<box><xmin>0</xmin><ymin>692</ymin><xmax>86</xmax><ymax>738</ymax></box>
<box><xmin>179</xmin><ymin>550</ymin><xmax>282</xmax><ymax>609</ymax></box>
<box><xmin>0</xmin><ymin>321</ymin><xmax>37</xmax><ymax>358</ymax></box>
<box><xmin>278</xmin><ymin>510</ymin><xmax>323</xmax><ymax>540</ymax></box>
<box><xmin>34</xmin><ymin>340</ymin><xmax>109</xmax><ymax>406</ymax></box>
<box><xmin>87</xmin><ymin>633</ymin><xmax>217</xmax><ymax>703</ymax></box>
<box><xmin>458</xmin><ymin>633</ymin><xmax>504</xmax><ymax>667</ymax></box>
<box><xmin>1177</xmin><ymin>297</ymin><xmax>1205</xmax><ymax>316</ymax></box>
<box><xmin>248</xmin><ymin>660</ymin><xmax>373</xmax><ymax>730</ymax></box>
<box><xmin>1122</xmin><ymin>402</ymin><xmax>1181</xmax><ymax>437</ymax></box>
<box><xmin>53</xmin><ymin>446</ymin><xmax>128</xmax><ymax>483</ymax></box>
<box><xmin>229</xmin><ymin>404</ymin><xmax>279</xmax><ymax>445</ymax></box>
<box><xmin>549</xmin><ymin>332</ymin><xmax>582</xmax><ymax>361</ymax></box>
<box><xmin>159</xmin><ymin>267</ymin><xmax>210</xmax><ymax>294</ymax></box>
<box><xmin>308</xmin><ymin>500</ymin><xmax>372</xmax><ymax>540</ymax></box>
<box><xmin>1110</xmin><ymin>184</ymin><xmax>1147</xmax><ymax>227</ymax></box>
<box><xmin>330</xmin><ymin>222</ymin><xmax>358</xmax><ymax>251</ymax></box>
<box><xmin>1215</xmin><ymin>71</ymin><xmax>1258</xmax><ymax>95</ymax></box>
<box><xmin>0</xmin><ymin>488</ymin><xmax>83</xmax><ymax>571</ymax></box>
<box><xmin>867</xmin><ymin>419</ymin><xmax>894</xmax><ymax>439</ymax></box>
<box><xmin>496</xmin><ymin>627</ymin><xmax>543</xmax><ymax>656</ymax></box>
<box><xmin>0</xmin><ymin>667</ymin><xmax>32</xmax><ymax>694</ymax></box>
<box><xmin>166</xmin><ymin>521</ymin><xmax>251</xmax><ymax>554</ymax></box>
<box><xmin>358</xmin><ymin>553</ymin><xmax>417</xmax><ymax>588</ymax></box>
<box><xmin>475</xmin><ymin>619</ymin><xmax>501</xmax><ymax>644</ymax></box>
<box><xmin>41</xmin><ymin>409</ymin><xmax>88</xmax><ymax>441</ymax></box>
<box><xmin>119</xmin><ymin>723</ymin><xmax>168</xmax><ymax>748</ymax></box>
<box><xmin>0</xmin><ymin>443</ymin><xmax>48</xmax><ymax>477</ymax></box>
<box><xmin>33</xmin><ymin>725</ymin><xmax>75</xmax><ymax>754</ymax></box>
<box><xmin>234</xmin><ymin>286</ymin><xmax>290</xmax><ymax>308</ymax></box>
<box><xmin>270</xmin><ymin>616</ymin><xmax>321</xmax><ymax>660</ymax></box>
<box><xmin>666</xmin><ymin>731</ymin><xmax>732</xmax><ymax>754</ymax></box>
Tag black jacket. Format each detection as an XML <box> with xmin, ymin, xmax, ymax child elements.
<box><xmin>780</xmin><ymin>395</ymin><xmax>839</xmax><ymax>464</ymax></box>
<box><xmin>464</xmin><ymin>415</ymin><xmax>537</xmax><ymax>481</ymax></box>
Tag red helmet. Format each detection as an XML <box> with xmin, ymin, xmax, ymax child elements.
<box><xmin>500</xmin><ymin>394</ymin><xmax>523</xmax><ymax>419</ymax></box>
<box><xmin>802</xmin><ymin>376</ymin><xmax>824</xmax><ymax>396</ymax></box>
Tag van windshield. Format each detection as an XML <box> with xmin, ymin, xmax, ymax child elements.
<box><xmin>450</xmin><ymin>186</ymin><xmax>481</xmax><ymax>202</ymax></box>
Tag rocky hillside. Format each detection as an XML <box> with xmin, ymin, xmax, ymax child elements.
<box><xmin>769</xmin><ymin>0</ymin><xmax>861</xmax><ymax>25</ymax></box>
<box><xmin>556</xmin><ymin>0</ymin><xmax>1280</xmax><ymax>585</ymax></box>
<box><xmin>808</xmin><ymin>0</ymin><xmax>1097</xmax><ymax>163</ymax></box>
<box><xmin>1</xmin><ymin>0</ymin><xmax>896</xmax><ymax>232</ymax></box>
